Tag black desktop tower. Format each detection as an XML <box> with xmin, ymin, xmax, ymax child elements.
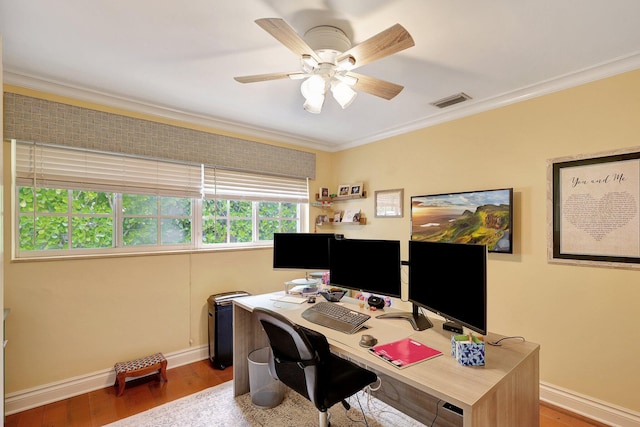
<box><xmin>207</xmin><ymin>291</ymin><xmax>250</xmax><ymax>369</ymax></box>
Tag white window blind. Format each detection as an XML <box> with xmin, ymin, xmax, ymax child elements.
<box><xmin>202</xmin><ymin>167</ymin><xmax>308</xmax><ymax>203</ymax></box>
<box><xmin>14</xmin><ymin>141</ymin><xmax>309</xmax><ymax>202</ymax></box>
<box><xmin>15</xmin><ymin>141</ymin><xmax>202</xmax><ymax>197</ymax></box>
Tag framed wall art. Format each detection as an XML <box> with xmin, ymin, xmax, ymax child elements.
<box><xmin>411</xmin><ymin>188</ymin><xmax>513</xmax><ymax>253</ymax></box>
<box><xmin>548</xmin><ymin>147</ymin><xmax>640</xmax><ymax>269</ymax></box>
<box><xmin>375</xmin><ymin>189</ymin><xmax>404</xmax><ymax>218</ymax></box>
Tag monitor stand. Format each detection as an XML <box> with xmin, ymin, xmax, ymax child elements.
<box><xmin>291</xmin><ymin>278</ymin><xmax>319</xmax><ymax>285</ymax></box>
<box><xmin>291</xmin><ymin>272</ymin><xmax>319</xmax><ymax>286</ymax></box>
<box><xmin>376</xmin><ymin>304</ymin><xmax>434</xmax><ymax>331</ymax></box>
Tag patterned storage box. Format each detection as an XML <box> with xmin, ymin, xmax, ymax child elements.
<box><xmin>451</xmin><ymin>335</ymin><xmax>485</xmax><ymax>366</ymax></box>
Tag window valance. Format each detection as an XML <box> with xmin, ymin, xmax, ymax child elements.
<box><xmin>4</xmin><ymin>92</ymin><xmax>316</xmax><ymax>180</ymax></box>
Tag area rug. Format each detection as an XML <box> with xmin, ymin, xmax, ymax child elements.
<box><xmin>105</xmin><ymin>381</ymin><xmax>427</xmax><ymax>426</ymax></box>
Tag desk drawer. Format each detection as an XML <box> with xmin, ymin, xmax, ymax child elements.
<box><xmin>370</xmin><ymin>369</ymin><xmax>462</xmax><ymax>427</ymax></box>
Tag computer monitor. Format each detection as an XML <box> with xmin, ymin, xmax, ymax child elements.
<box><xmin>328</xmin><ymin>238</ymin><xmax>401</xmax><ymax>298</ymax></box>
<box><xmin>272</xmin><ymin>233</ymin><xmax>337</xmax><ymax>284</ymax></box>
<box><xmin>408</xmin><ymin>240</ymin><xmax>487</xmax><ymax>335</ymax></box>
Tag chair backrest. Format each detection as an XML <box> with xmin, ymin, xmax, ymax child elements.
<box><xmin>253</xmin><ymin>307</ymin><xmax>328</xmax><ymax>407</ymax></box>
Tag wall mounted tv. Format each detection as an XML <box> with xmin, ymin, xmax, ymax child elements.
<box><xmin>411</xmin><ymin>188</ymin><xmax>513</xmax><ymax>253</ymax></box>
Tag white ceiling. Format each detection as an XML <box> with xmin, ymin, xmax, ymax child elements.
<box><xmin>1</xmin><ymin>0</ymin><xmax>640</xmax><ymax>152</ymax></box>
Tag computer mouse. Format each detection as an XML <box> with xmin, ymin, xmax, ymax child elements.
<box><xmin>359</xmin><ymin>334</ymin><xmax>377</xmax><ymax>348</ymax></box>
<box><xmin>307</xmin><ymin>296</ymin><xmax>316</xmax><ymax>303</ymax></box>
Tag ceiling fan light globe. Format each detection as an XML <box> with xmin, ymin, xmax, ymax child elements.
<box><xmin>331</xmin><ymin>81</ymin><xmax>357</xmax><ymax>109</ymax></box>
<box><xmin>303</xmin><ymin>94</ymin><xmax>325</xmax><ymax>114</ymax></box>
<box><xmin>301</xmin><ymin>75</ymin><xmax>326</xmax><ymax>99</ymax></box>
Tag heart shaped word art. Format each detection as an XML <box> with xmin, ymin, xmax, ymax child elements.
<box><xmin>563</xmin><ymin>191</ymin><xmax>637</xmax><ymax>241</ymax></box>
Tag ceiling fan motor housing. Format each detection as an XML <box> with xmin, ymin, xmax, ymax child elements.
<box><xmin>304</xmin><ymin>26</ymin><xmax>351</xmax><ymax>62</ymax></box>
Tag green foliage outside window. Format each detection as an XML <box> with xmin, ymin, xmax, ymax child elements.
<box><xmin>202</xmin><ymin>199</ymin><xmax>228</xmax><ymax>244</ymax></box>
<box><xmin>258</xmin><ymin>202</ymin><xmax>298</xmax><ymax>240</ymax></box>
<box><xmin>19</xmin><ymin>187</ymin><xmax>114</xmax><ymax>251</ymax></box>
<box><xmin>230</xmin><ymin>200</ymin><xmax>252</xmax><ymax>243</ymax></box>
<box><xmin>18</xmin><ymin>186</ymin><xmax>301</xmax><ymax>255</ymax></box>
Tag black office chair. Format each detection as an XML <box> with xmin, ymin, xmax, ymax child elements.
<box><xmin>253</xmin><ymin>307</ymin><xmax>378</xmax><ymax>427</ymax></box>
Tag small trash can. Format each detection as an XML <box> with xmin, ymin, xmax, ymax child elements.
<box><xmin>248</xmin><ymin>347</ymin><xmax>284</xmax><ymax>408</ymax></box>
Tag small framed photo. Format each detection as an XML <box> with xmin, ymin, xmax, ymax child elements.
<box><xmin>315</xmin><ymin>214</ymin><xmax>329</xmax><ymax>225</ymax></box>
<box><xmin>333</xmin><ymin>211</ymin><xmax>342</xmax><ymax>223</ymax></box>
<box><xmin>350</xmin><ymin>183</ymin><xmax>363</xmax><ymax>197</ymax></box>
<box><xmin>338</xmin><ymin>184</ymin><xmax>350</xmax><ymax>196</ymax></box>
<box><xmin>319</xmin><ymin>187</ymin><xmax>330</xmax><ymax>199</ymax></box>
<box><xmin>342</xmin><ymin>209</ymin><xmax>361</xmax><ymax>223</ymax></box>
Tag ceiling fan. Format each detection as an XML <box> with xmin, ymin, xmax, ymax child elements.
<box><xmin>234</xmin><ymin>18</ymin><xmax>415</xmax><ymax>113</ymax></box>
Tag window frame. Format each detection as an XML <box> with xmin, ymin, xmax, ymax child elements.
<box><xmin>12</xmin><ymin>140</ymin><xmax>309</xmax><ymax>260</ymax></box>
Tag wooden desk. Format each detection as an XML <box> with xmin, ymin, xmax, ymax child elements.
<box><xmin>233</xmin><ymin>292</ymin><xmax>539</xmax><ymax>427</ymax></box>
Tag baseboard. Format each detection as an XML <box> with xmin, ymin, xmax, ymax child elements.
<box><xmin>540</xmin><ymin>381</ymin><xmax>640</xmax><ymax>427</ymax></box>
<box><xmin>4</xmin><ymin>345</ymin><xmax>209</xmax><ymax>415</ymax></box>
<box><xmin>6</xmin><ymin>349</ymin><xmax>640</xmax><ymax>425</ymax></box>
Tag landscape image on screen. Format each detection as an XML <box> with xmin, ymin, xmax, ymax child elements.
<box><xmin>411</xmin><ymin>188</ymin><xmax>512</xmax><ymax>253</ymax></box>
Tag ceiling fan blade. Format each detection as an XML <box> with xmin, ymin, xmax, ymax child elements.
<box><xmin>255</xmin><ymin>18</ymin><xmax>322</xmax><ymax>63</ymax></box>
<box><xmin>234</xmin><ymin>71</ymin><xmax>305</xmax><ymax>83</ymax></box>
<box><xmin>337</xmin><ymin>24</ymin><xmax>414</xmax><ymax>69</ymax></box>
<box><xmin>348</xmin><ymin>72</ymin><xmax>404</xmax><ymax>100</ymax></box>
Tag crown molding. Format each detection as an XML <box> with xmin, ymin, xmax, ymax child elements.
<box><xmin>2</xmin><ymin>71</ymin><xmax>331</xmax><ymax>152</ymax></box>
<box><xmin>5</xmin><ymin>51</ymin><xmax>640</xmax><ymax>153</ymax></box>
<box><xmin>341</xmin><ymin>51</ymin><xmax>640</xmax><ymax>151</ymax></box>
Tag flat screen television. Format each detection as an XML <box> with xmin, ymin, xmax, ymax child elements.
<box><xmin>411</xmin><ymin>187</ymin><xmax>513</xmax><ymax>253</ymax></box>
<box><xmin>273</xmin><ymin>233</ymin><xmax>337</xmax><ymax>284</ymax></box>
<box><xmin>408</xmin><ymin>240</ymin><xmax>487</xmax><ymax>335</ymax></box>
<box><xmin>328</xmin><ymin>238</ymin><xmax>401</xmax><ymax>298</ymax></box>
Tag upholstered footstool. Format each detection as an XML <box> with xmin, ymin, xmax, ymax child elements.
<box><xmin>114</xmin><ymin>352</ymin><xmax>168</xmax><ymax>396</ymax></box>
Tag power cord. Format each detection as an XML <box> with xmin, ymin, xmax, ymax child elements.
<box><xmin>355</xmin><ymin>379</ymin><xmax>413</xmax><ymax>426</ymax></box>
<box><xmin>342</xmin><ymin>392</ymin><xmax>370</xmax><ymax>426</ymax></box>
<box><xmin>488</xmin><ymin>336</ymin><xmax>526</xmax><ymax>346</ymax></box>
<box><xmin>355</xmin><ymin>393</ymin><xmax>370</xmax><ymax>427</ymax></box>
<box><xmin>429</xmin><ymin>400</ymin><xmax>442</xmax><ymax>427</ymax></box>
<box><xmin>367</xmin><ymin>377</ymin><xmax>382</xmax><ymax>392</ymax></box>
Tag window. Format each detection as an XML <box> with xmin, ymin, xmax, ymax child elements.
<box><xmin>13</xmin><ymin>141</ymin><xmax>309</xmax><ymax>258</ymax></box>
<box><xmin>121</xmin><ymin>194</ymin><xmax>193</xmax><ymax>246</ymax></box>
<box><xmin>18</xmin><ymin>187</ymin><xmax>115</xmax><ymax>251</ymax></box>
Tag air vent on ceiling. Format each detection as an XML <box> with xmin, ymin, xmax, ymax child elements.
<box><xmin>430</xmin><ymin>92</ymin><xmax>472</xmax><ymax>109</ymax></box>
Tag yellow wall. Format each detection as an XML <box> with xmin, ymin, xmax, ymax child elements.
<box><xmin>3</xmin><ymin>69</ymin><xmax>640</xmax><ymax>413</ymax></box>
<box><xmin>2</xmin><ymin>89</ymin><xmax>333</xmax><ymax>392</ymax></box>
<box><xmin>328</xmin><ymin>69</ymin><xmax>640</xmax><ymax>411</ymax></box>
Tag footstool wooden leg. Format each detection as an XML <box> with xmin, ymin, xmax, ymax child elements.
<box><xmin>159</xmin><ymin>359</ymin><xmax>168</xmax><ymax>382</ymax></box>
<box><xmin>116</xmin><ymin>373</ymin><xmax>126</xmax><ymax>397</ymax></box>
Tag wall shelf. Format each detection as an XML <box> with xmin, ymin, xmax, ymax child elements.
<box><xmin>314</xmin><ymin>188</ymin><xmax>366</xmax><ymax>226</ymax></box>
<box><xmin>313</xmin><ymin>191</ymin><xmax>366</xmax><ymax>207</ymax></box>
<box><xmin>316</xmin><ymin>218</ymin><xmax>367</xmax><ymax>227</ymax></box>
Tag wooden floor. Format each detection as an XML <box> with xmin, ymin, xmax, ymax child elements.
<box><xmin>5</xmin><ymin>359</ymin><xmax>609</xmax><ymax>427</ymax></box>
